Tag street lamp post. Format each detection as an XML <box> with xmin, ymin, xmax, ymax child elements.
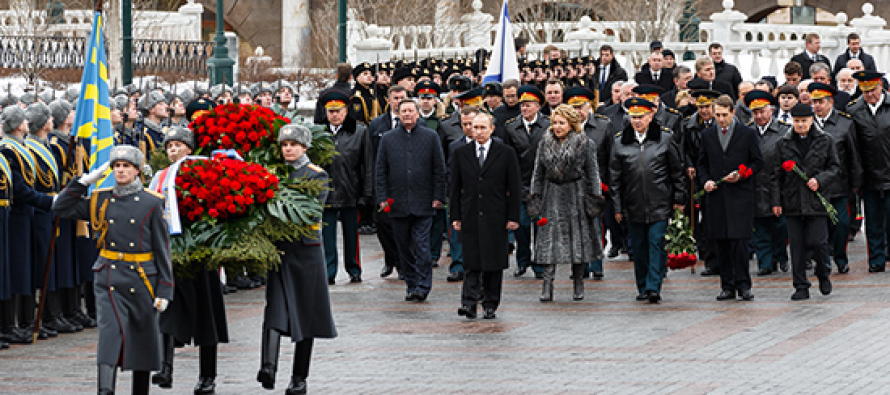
<box><xmin>122</xmin><ymin>0</ymin><xmax>133</xmax><ymax>85</ymax></box>
<box><xmin>338</xmin><ymin>0</ymin><xmax>347</xmax><ymax>63</ymax></box>
<box><xmin>208</xmin><ymin>0</ymin><xmax>234</xmax><ymax>85</ymax></box>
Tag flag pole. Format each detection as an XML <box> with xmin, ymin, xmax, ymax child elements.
<box><xmin>34</xmin><ymin>0</ymin><xmax>105</xmax><ymax>344</ymax></box>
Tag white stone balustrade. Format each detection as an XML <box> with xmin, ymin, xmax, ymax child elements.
<box><xmin>0</xmin><ymin>7</ymin><xmax>202</xmax><ymax>42</ymax></box>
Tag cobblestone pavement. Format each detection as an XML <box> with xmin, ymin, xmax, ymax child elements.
<box><xmin>2</xmin><ymin>231</ymin><xmax>890</xmax><ymax>394</ymax></box>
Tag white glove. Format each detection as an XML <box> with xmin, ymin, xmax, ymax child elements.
<box><xmin>154</xmin><ymin>298</ymin><xmax>169</xmax><ymax>312</ymax></box>
<box><xmin>142</xmin><ymin>164</ymin><xmax>153</xmax><ymax>177</ymax></box>
<box><xmin>79</xmin><ymin>162</ymin><xmax>110</xmax><ymax>185</ymax></box>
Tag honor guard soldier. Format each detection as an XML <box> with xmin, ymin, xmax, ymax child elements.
<box><xmin>258</xmin><ymin>124</ymin><xmax>337</xmax><ymax>394</ymax></box>
<box><xmin>53</xmin><ymin>145</ymin><xmax>174</xmax><ymax>395</ymax></box>
<box><xmin>0</xmin><ymin>106</ymin><xmax>55</xmax><ymax>345</ymax></box>
<box><xmin>351</xmin><ymin>62</ymin><xmax>379</xmax><ymax>125</ymax></box>
<box><xmin>134</xmin><ymin>90</ymin><xmax>170</xmax><ymax>159</ymax></box>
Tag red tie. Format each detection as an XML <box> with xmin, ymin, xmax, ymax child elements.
<box><xmin>722</xmin><ymin>128</ymin><xmax>728</xmax><ymax>135</ymax></box>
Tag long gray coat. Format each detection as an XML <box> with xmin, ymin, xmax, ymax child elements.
<box><xmin>263</xmin><ymin>161</ymin><xmax>337</xmax><ymax>342</ymax></box>
<box><xmin>529</xmin><ymin>130</ymin><xmax>603</xmax><ymax>265</ymax></box>
<box><xmin>53</xmin><ymin>179</ymin><xmax>174</xmax><ymax>371</ymax></box>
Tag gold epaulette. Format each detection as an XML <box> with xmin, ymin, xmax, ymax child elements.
<box><xmin>838</xmin><ymin>111</ymin><xmax>851</xmax><ymax>118</ymax></box>
<box><xmin>594</xmin><ymin>113</ymin><xmax>610</xmax><ymax>120</ymax></box>
<box><xmin>506</xmin><ymin>115</ymin><xmax>521</xmax><ymax>124</ymax></box>
<box><xmin>666</xmin><ymin>107</ymin><xmax>679</xmax><ymax>114</ymax></box>
<box><xmin>144</xmin><ymin>189</ymin><xmax>165</xmax><ymax>200</ymax></box>
<box><xmin>307</xmin><ymin>164</ymin><xmax>323</xmax><ymax>173</ymax></box>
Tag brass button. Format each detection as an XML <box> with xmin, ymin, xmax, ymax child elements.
<box><xmin>111</xmin><ymin>264</ymin><xmax>116</xmax><ymax>269</ymax></box>
<box><xmin>130</xmin><ymin>265</ymin><xmax>135</xmax><ymax>270</ymax></box>
<box><xmin>110</xmin><ymin>198</ymin><xmax>115</xmax><ymax>203</ymax></box>
<box><xmin>134</xmin><ymin>197</ymin><xmax>140</xmax><ymax>202</ymax></box>
<box><xmin>130</xmin><ymin>288</ymin><xmax>135</xmax><ymax>293</ymax></box>
<box><xmin>130</xmin><ymin>219</ymin><xmax>135</xmax><ymax>224</ymax></box>
<box><xmin>129</xmin><ymin>242</ymin><xmax>135</xmax><ymax>247</ymax></box>
<box><xmin>109</xmin><ymin>286</ymin><xmax>115</xmax><ymax>291</ymax></box>
<box><xmin>109</xmin><ymin>219</ymin><xmax>114</xmax><ymax>224</ymax></box>
<box><xmin>110</xmin><ymin>242</ymin><xmax>116</xmax><ymax>247</ymax></box>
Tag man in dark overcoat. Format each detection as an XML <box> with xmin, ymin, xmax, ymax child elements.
<box><xmin>699</xmin><ymin>95</ymin><xmax>763</xmax><ymax>301</ymax></box>
<box><xmin>375</xmin><ymin>100</ymin><xmax>448</xmax><ymax>302</ymax></box>
<box><xmin>451</xmin><ymin>113</ymin><xmax>521</xmax><ymax>320</ymax></box>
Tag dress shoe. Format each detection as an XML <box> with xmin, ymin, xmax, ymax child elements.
<box><xmin>757</xmin><ymin>268</ymin><xmax>773</xmax><ymax>276</ymax></box>
<box><xmin>534</xmin><ymin>272</ymin><xmax>544</xmax><ymax>279</ymax></box>
<box><xmin>837</xmin><ymin>264</ymin><xmax>850</xmax><ymax>274</ymax></box>
<box><xmin>779</xmin><ymin>261</ymin><xmax>790</xmax><ymax>272</ymax></box>
<box><xmin>457</xmin><ymin>305</ymin><xmax>477</xmax><ymax>319</ymax></box>
<box><xmin>806</xmin><ymin>260</ymin><xmax>814</xmax><ymax>270</ymax></box>
<box><xmin>739</xmin><ymin>289</ymin><xmax>754</xmax><ymax>301</ymax></box>
<box><xmin>592</xmin><ymin>271</ymin><xmax>604</xmax><ymax>280</ymax></box>
<box><xmin>414</xmin><ymin>292</ymin><xmax>428</xmax><ymax>302</ymax></box>
<box><xmin>447</xmin><ymin>271</ymin><xmax>464</xmax><ymax>282</ymax></box>
<box><xmin>229</xmin><ymin>274</ymin><xmax>257</xmax><ymax>290</ymax></box>
<box><xmin>398</xmin><ymin>272</ymin><xmax>405</xmax><ymax>280</ymax></box>
<box><xmin>152</xmin><ymin>363</ymin><xmax>173</xmax><ymax>388</ymax></box>
<box><xmin>483</xmin><ymin>308</ymin><xmax>496</xmax><ymax>319</ymax></box>
<box><xmin>43</xmin><ymin>317</ymin><xmax>77</xmax><ymax>334</ymax></box>
<box><xmin>648</xmin><ymin>292</ymin><xmax>661</xmax><ymax>304</ymax></box>
<box><xmin>327</xmin><ymin>278</ymin><xmax>335</xmax><ymax>285</ymax></box>
<box><xmin>0</xmin><ymin>340</ymin><xmax>8</xmax><ymax>349</ymax></box>
<box><xmin>635</xmin><ymin>291</ymin><xmax>650</xmax><ymax>301</ymax></box>
<box><xmin>22</xmin><ymin>325</ymin><xmax>52</xmax><ymax>339</ymax></box>
<box><xmin>285</xmin><ymin>376</ymin><xmax>307</xmax><ymax>395</ymax></box>
<box><xmin>700</xmin><ymin>268</ymin><xmax>719</xmax><ymax>276</ymax></box>
<box><xmin>222</xmin><ymin>284</ymin><xmax>238</xmax><ymax>294</ymax></box>
<box><xmin>508</xmin><ymin>243</ymin><xmax>515</xmax><ymax>255</ymax></box>
<box><xmin>58</xmin><ymin>315</ymin><xmax>83</xmax><ymax>332</ymax></box>
<box><xmin>819</xmin><ymin>277</ymin><xmax>832</xmax><ymax>295</ymax></box>
<box><xmin>194</xmin><ymin>376</ymin><xmax>216</xmax><ymax>394</ymax></box>
<box><xmin>716</xmin><ymin>290</ymin><xmax>737</xmax><ymax>301</ymax></box>
<box><xmin>380</xmin><ymin>265</ymin><xmax>394</xmax><ymax>278</ymax></box>
<box><xmin>791</xmin><ymin>288</ymin><xmax>810</xmax><ymax>300</ymax></box>
<box><xmin>256</xmin><ymin>364</ymin><xmax>276</xmax><ymax>389</ymax></box>
<box><xmin>0</xmin><ymin>327</ymin><xmax>32</xmax><ymax>344</ymax></box>
<box><xmin>513</xmin><ymin>266</ymin><xmax>527</xmax><ymax>277</ymax></box>
<box><xmin>69</xmin><ymin>311</ymin><xmax>97</xmax><ymax>328</ymax></box>
<box><xmin>405</xmin><ymin>292</ymin><xmax>419</xmax><ymax>302</ymax></box>
<box><xmin>349</xmin><ymin>274</ymin><xmax>362</xmax><ymax>283</ymax></box>
<box><xmin>607</xmin><ymin>246</ymin><xmax>620</xmax><ymax>258</ymax></box>
<box><xmin>869</xmin><ymin>265</ymin><xmax>885</xmax><ymax>273</ymax></box>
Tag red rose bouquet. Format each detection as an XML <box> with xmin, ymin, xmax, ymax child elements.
<box><xmin>175</xmin><ymin>153</ymin><xmax>280</xmax><ymax>221</ymax></box>
<box><xmin>781</xmin><ymin>160</ymin><xmax>839</xmax><ymax>224</ymax></box>
<box><xmin>378</xmin><ymin>198</ymin><xmax>394</xmax><ymax>213</ymax></box>
<box><xmin>665</xmin><ymin>208</ymin><xmax>697</xmax><ymax>270</ymax></box>
<box><xmin>536</xmin><ymin>217</ymin><xmax>548</xmax><ymax>226</ymax></box>
<box><xmin>694</xmin><ymin>163</ymin><xmax>754</xmax><ymax>200</ymax></box>
<box><xmin>190</xmin><ymin>103</ymin><xmax>289</xmax><ymax>157</ymax></box>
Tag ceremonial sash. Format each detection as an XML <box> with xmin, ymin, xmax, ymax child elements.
<box><xmin>25</xmin><ymin>138</ymin><xmax>60</xmax><ymax>185</ymax></box>
<box><xmin>0</xmin><ymin>138</ymin><xmax>36</xmax><ymax>180</ymax></box>
<box><xmin>0</xmin><ymin>155</ymin><xmax>11</xmax><ymax>187</ymax></box>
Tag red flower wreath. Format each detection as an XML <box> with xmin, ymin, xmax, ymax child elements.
<box><xmin>190</xmin><ymin>103</ymin><xmax>290</xmax><ymax>157</ymax></box>
<box><xmin>175</xmin><ymin>153</ymin><xmax>280</xmax><ymax>221</ymax></box>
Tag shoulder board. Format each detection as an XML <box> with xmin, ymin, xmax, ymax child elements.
<box><xmin>143</xmin><ymin>189</ymin><xmax>165</xmax><ymax>200</ymax></box>
<box><xmin>594</xmin><ymin>113</ymin><xmax>610</xmax><ymax>120</ymax></box>
<box><xmin>352</xmin><ymin>92</ymin><xmax>362</xmax><ymax>98</ymax></box>
<box><xmin>683</xmin><ymin>115</ymin><xmax>693</xmax><ymax>121</ymax></box>
<box><xmin>666</xmin><ymin>107</ymin><xmax>679</xmax><ymax>114</ymax></box>
<box><xmin>661</xmin><ymin>126</ymin><xmax>672</xmax><ymax>132</ymax></box>
<box><xmin>614</xmin><ymin>132</ymin><xmax>623</xmax><ymax>138</ymax></box>
<box><xmin>93</xmin><ymin>187</ymin><xmax>113</xmax><ymax>194</ymax></box>
<box><xmin>837</xmin><ymin>111</ymin><xmax>851</xmax><ymax>118</ymax></box>
<box><xmin>307</xmin><ymin>164</ymin><xmax>324</xmax><ymax>173</ymax></box>
<box><xmin>848</xmin><ymin>98</ymin><xmax>860</xmax><ymax>106</ymax></box>
<box><xmin>507</xmin><ymin>115</ymin><xmax>522</xmax><ymax>124</ymax></box>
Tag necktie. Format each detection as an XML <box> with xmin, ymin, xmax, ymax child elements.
<box><xmin>782</xmin><ymin>114</ymin><xmax>789</xmax><ymax>123</ymax></box>
<box><xmin>394</xmin><ymin>116</ymin><xmax>400</xmax><ymax>128</ymax></box>
<box><xmin>600</xmin><ymin>67</ymin><xmax>607</xmax><ymax>88</ymax></box>
<box><xmin>653</xmin><ymin>72</ymin><xmax>659</xmax><ymax>82</ymax></box>
<box><xmin>525</xmin><ymin>123</ymin><xmax>531</xmax><ymax>135</ymax></box>
<box><xmin>478</xmin><ymin>146</ymin><xmax>486</xmax><ymax>166</ymax></box>
<box><xmin>722</xmin><ymin>128</ymin><xmax>728</xmax><ymax>135</ymax></box>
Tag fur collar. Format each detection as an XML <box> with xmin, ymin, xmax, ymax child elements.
<box><xmin>620</xmin><ymin>122</ymin><xmax>663</xmax><ymax>145</ymax></box>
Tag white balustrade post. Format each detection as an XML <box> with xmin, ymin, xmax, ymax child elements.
<box><xmin>460</xmin><ymin>0</ymin><xmax>494</xmax><ymax>49</ymax></box>
<box><xmin>353</xmin><ymin>24</ymin><xmax>393</xmax><ymax>65</ymax></box>
<box><xmin>225</xmin><ymin>31</ymin><xmax>239</xmax><ymax>84</ymax></box>
<box><xmin>178</xmin><ymin>0</ymin><xmax>203</xmax><ymax>41</ymax></box>
<box><xmin>565</xmin><ymin>16</ymin><xmax>605</xmax><ymax>56</ymax></box>
<box><xmin>708</xmin><ymin>0</ymin><xmax>746</xmax><ymax>53</ymax></box>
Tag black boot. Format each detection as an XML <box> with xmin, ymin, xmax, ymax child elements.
<box><xmin>285</xmin><ymin>377</ymin><xmax>307</xmax><ymax>395</ymax></box>
<box><xmin>540</xmin><ymin>265</ymin><xmax>554</xmax><ymax>302</ymax></box>
<box><xmin>287</xmin><ymin>339</ymin><xmax>313</xmax><ymax>395</ymax></box>
<box><xmin>0</xmin><ymin>299</ymin><xmax>31</xmax><ymax>344</ymax></box>
<box><xmin>151</xmin><ymin>334</ymin><xmax>174</xmax><ymax>388</ymax></box>
<box><xmin>17</xmin><ymin>294</ymin><xmax>53</xmax><ymax>339</ymax></box>
<box><xmin>132</xmin><ymin>370</ymin><xmax>150</xmax><ymax>395</ymax></box>
<box><xmin>194</xmin><ymin>345</ymin><xmax>217</xmax><ymax>394</ymax></box>
<box><xmin>571</xmin><ymin>264</ymin><xmax>585</xmax><ymax>301</ymax></box>
<box><xmin>257</xmin><ymin>327</ymin><xmax>281</xmax><ymax>389</ymax></box>
<box><xmin>97</xmin><ymin>364</ymin><xmax>116</xmax><ymax>395</ymax></box>
<box><xmin>43</xmin><ymin>292</ymin><xmax>78</xmax><ymax>334</ymax></box>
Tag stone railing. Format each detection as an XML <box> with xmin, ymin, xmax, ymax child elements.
<box><xmin>351</xmin><ymin>0</ymin><xmax>890</xmax><ymax>82</ymax></box>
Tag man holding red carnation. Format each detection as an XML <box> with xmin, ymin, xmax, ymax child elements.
<box><xmin>699</xmin><ymin>95</ymin><xmax>763</xmax><ymax>301</ymax></box>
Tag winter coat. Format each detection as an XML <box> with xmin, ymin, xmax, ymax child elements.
<box><xmin>849</xmin><ymin>93</ymin><xmax>890</xmax><ymax>191</ymax></box>
<box><xmin>772</xmin><ymin>127</ymin><xmax>840</xmax><ymax>217</ymax></box>
<box><xmin>818</xmin><ymin>110</ymin><xmax>862</xmax><ymax>199</ymax></box>
<box><xmin>323</xmin><ymin>117</ymin><xmax>374</xmax><ymax>208</ymax></box>
<box><xmin>504</xmin><ymin>112</ymin><xmax>550</xmax><ymax>197</ymax></box>
<box><xmin>750</xmin><ymin>118</ymin><xmax>790</xmax><ymax>217</ymax></box>
<box><xmin>529</xmin><ymin>130</ymin><xmax>603</xmax><ymax>265</ymax></box>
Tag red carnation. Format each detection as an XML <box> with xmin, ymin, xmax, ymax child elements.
<box><xmin>782</xmin><ymin>160</ymin><xmax>796</xmax><ymax>172</ymax></box>
<box><xmin>209</xmin><ymin>208</ymin><xmax>219</xmax><ymax>218</ymax></box>
<box><xmin>383</xmin><ymin>205</ymin><xmax>391</xmax><ymax>213</ymax></box>
<box><xmin>386</xmin><ymin>198</ymin><xmax>395</xmax><ymax>205</ymax></box>
<box><xmin>601</xmin><ymin>183</ymin><xmax>609</xmax><ymax>192</ymax></box>
<box><xmin>536</xmin><ymin>217</ymin><xmax>548</xmax><ymax>226</ymax></box>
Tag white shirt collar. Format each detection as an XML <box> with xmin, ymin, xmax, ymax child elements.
<box><xmin>819</xmin><ymin>108</ymin><xmax>833</xmax><ymax>124</ymax></box>
<box><xmin>475</xmin><ymin>139</ymin><xmax>492</xmax><ymax>152</ymax></box>
<box><xmin>806</xmin><ymin>50</ymin><xmax>819</xmax><ymax>59</ymax></box>
<box><xmin>330</xmin><ymin>124</ymin><xmax>342</xmax><ymax>134</ymax></box>
<box><xmin>523</xmin><ymin>114</ymin><xmax>538</xmax><ymax>129</ymax></box>
<box><xmin>868</xmin><ymin>94</ymin><xmax>884</xmax><ymax>115</ymax></box>
<box><xmin>634</xmin><ymin>129</ymin><xmax>646</xmax><ymax>144</ymax></box>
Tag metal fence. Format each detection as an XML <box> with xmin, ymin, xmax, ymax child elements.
<box><xmin>0</xmin><ymin>35</ymin><xmax>213</xmax><ymax>77</ymax></box>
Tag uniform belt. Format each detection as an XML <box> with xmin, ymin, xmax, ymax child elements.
<box><xmin>46</xmin><ymin>192</ymin><xmax>58</xmax><ymax>197</ymax></box>
<box><xmin>99</xmin><ymin>249</ymin><xmax>154</xmax><ymax>262</ymax></box>
<box><xmin>0</xmin><ymin>199</ymin><xmax>8</xmax><ymax>207</ymax></box>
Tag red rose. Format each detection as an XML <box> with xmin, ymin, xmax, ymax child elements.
<box><xmin>209</xmin><ymin>208</ymin><xmax>219</xmax><ymax>218</ymax></box>
<box><xmin>782</xmin><ymin>160</ymin><xmax>796</xmax><ymax>172</ymax></box>
<box><xmin>536</xmin><ymin>217</ymin><xmax>548</xmax><ymax>226</ymax></box>
<box><xmin>266</xmin><ymin>190</ymin><xmax>275</xmax><ymax>198</ymax></box>
<box><xmin>738</xmin><ymin>164</ymin><xmax>748</xmax><ymax>176</ymax></box>
<box><xmin>383</xmin><ymin>205</ymin><xmax>391</xmax><ymax>213</ymax></box>
<box><xmin>386</xmin><ymin>198</ymin><xmax>395</xmax><ymax>205</ymax></box>
<box><xmin>601</xmin><ymin>183</ymin><xmax>609</xmax><ymax>192</ymax></box>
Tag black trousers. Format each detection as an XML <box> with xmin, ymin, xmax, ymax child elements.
<box><xmin>787</xmin><ymin>216</ymin><xmax>830</xmax><ymax>290</ymax></box>
<box><xmin>461</xmin><ymin>270</ymin><xmax>503</xmax><ymax>310</ymax></box>
<box><xmin>375</xmin><ymin>211</ymin><xmax>401</xmax><ymax>272</ymax></box>
<box><xmin>715</xmin><ymin>238</ymin><xmax>751</xmax><ymax>292</ymax></box>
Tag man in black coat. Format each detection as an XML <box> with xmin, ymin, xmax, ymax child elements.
<box><xmin>790</xmin><ymin>33</ymin><xmax>832</xmax><ymax>80</ymax></box>
<box><xmin>833</xmin><ymin>33</ymin><xmax>877</xmax><ymax>75</ymax></box>
<box><xmin>319</xmin><ymin>91</ymin><xmax>374</xmax><ymax>284</ymax></box>
<box><xmin>699</xmin><ymin>95</ymin><xmax>763</xmax><ymax>301</ymax></box>
<box><xmin>503</xmin><ymin>86</ymin><xmax>550</xmax><ymax>278</ymax></box>
<box><xmin>772</xmin><ymin>104</ymin><xmax>839</xmax><ymax>300</ymax></box>
<box><xmin>492</xmin><ymin>79</ymin><xmax>521</xmax><ymax>141</ymax></box>
<box><xmin>709</xmin><ymin>43</ymin><xmax>743</xmax><ymax>98</ymax></box>
<box><xmin>634</xmin><ymin>51</ymin><xmax>674</xmax><ymax>92</ymax></box>
<box><xmin>451</xmin><ymin>113</ymin><xmax>521</xmax><ymax>320</ymax></box>
<box><xmin>593</xmin><ymin>44</ymin><xmax>628</xmax><ymax>105</ymax></box>
<box><xmin>810</xmin><ymin>83</ymin><xmax>862</xmax><ymax>275</ymax></box>
<box><xmin>376</xmin><ymin>100</ymin><xmax>448</xmax><ymax>301</ymax></box>
<box><xmin>367</xmin><ymin>85</ymin><xmax>409</xmax><ymax>278</ymax></box>
<box><xmin>689</xmin><ymin>57</ymin><xmax>735</xmax><ymax>100</ymax></box>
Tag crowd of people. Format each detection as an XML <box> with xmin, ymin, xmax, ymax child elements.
<box><xmin>0</xmin><ymin>29</ymin><xmax>887</xmax><ymax>393</ymax></box>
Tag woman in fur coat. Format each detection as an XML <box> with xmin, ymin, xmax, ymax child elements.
<box><xmin>528</xmin><ymin>104</ymin><xmax>603</xmax><ymax>302</ymax></box>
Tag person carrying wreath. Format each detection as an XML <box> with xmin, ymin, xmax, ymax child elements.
<box><xmin>53</xmin><ymin>145</ymin><xmax>174</xmax><ymax>395</ymax></box>
<box><xmin>257</xmin><ymin>124</ymin><xmax>337</xmax><ymax>394</ymax></box>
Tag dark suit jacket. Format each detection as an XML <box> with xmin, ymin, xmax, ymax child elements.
<box><xmin>592</xmin><ymin>59</ymin><xmax>629</xmax><ymax>104</ymax></box>
<box><xmin>375</xmin><ymin>124</ymin><xmax>447</xmax><ymax>218</ymax></box>
<box><xmin>450</xmin><ymin>140</ymin><xmax>521</xmax><ymax>271</ymax></box>
<box><xmin>368</xmin><ymin>111</ymin><xmax>396</xmax><ymax>157</ymax></box>
<box><xmin>697</xmin><ymin>122</ymin><xmax>763</xmax><ymax>239</ymax></box>
<box><xmin>834</xmin><ymin>49</ymin><xmax>877</xmax><ymax>75</ymax></box>
<box><xmin>790</xmin><ymin>52</ymin><xmax>832</xmax><ymax>80</ymax></box>
<box><xmin>635</xmin><ymin>68</ymin><xmax>675</xmax><ymax>92</ymax></box>
<box><xmin>714</xmin><ymin>61</ymin><xmax>743</xmax><ymax>98</ymax></box>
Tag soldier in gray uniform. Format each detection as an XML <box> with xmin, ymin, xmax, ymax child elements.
<box><xmin>257</xmin><ymin>124</ymin><xmax>337</xmax><ymax>395</ymax></box>
<box><xmin>53</xmin><ymin>145</ymin><xmax>174</xmax><ymax>395</ymax></box>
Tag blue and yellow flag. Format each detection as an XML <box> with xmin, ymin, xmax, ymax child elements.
<box><xmin>72</xmin><ymin>12</ymin><xmax>114</xmax><ymax>192</ymax></box>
